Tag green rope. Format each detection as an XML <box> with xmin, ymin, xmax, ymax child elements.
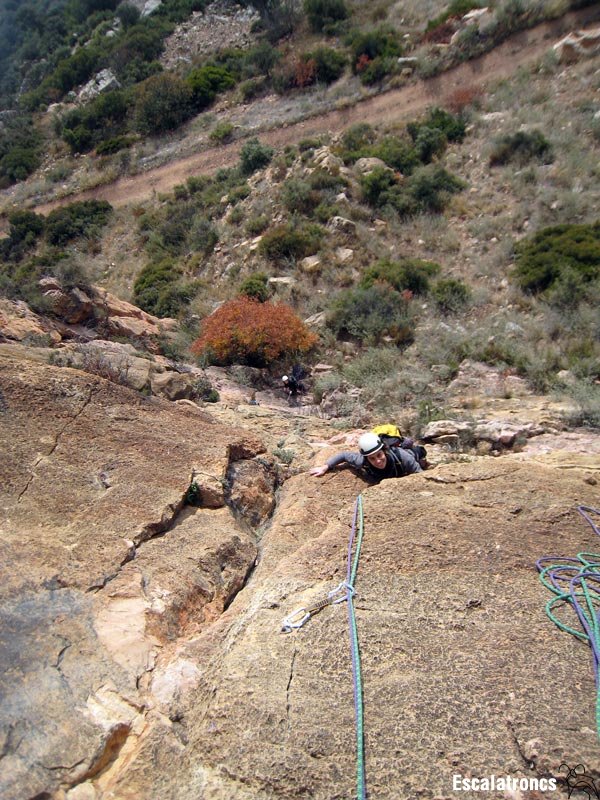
<box><xmin>536</xmin><ymin>507</ymin><xmax>600</xmax><ymax>739</ymax></box>
<box><xmin>347</xmin><ymin>494</ymin><xmax>367</xmax><ymax>800</ymax></box>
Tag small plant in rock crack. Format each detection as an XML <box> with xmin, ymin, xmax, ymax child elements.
<box><xmin>273</xmin><ymin>446</ymin><xmax>295</xmax><ymax>464</ymax></box>
<box><xmin>186</xmin><ymin>482</ymin><xmax>201</xmax><ymax>505</ymax></box>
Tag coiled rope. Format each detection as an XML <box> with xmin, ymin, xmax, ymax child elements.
<box><xmin>536</xmin><ymin>506</ymin><xmax>600</xmax><ymax>738</ymax></box>
<box><xmin>282</xmin><ymin>493</ymin><xmax>367</xmax><ymax>800</ymax></box>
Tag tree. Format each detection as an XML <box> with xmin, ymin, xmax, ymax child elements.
<box><xmin>191</xmin><ymin>297</ymin><xmax>318</xmax><ymax>366</ymax></box>
<box><xmin>133</xmin><ymin>73</ymin><xmax>193</xmax><ymax>135</ymax></box>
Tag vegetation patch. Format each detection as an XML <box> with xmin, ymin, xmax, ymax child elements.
<box><xmin>512</xmin><ymin>222</ymin><xmax>600</xmax><ymax>296</ymax></box>
<box><xmin>191</xmin><ymin>297</ymin><xmax>318</xmax><ymax>366</ymax></box>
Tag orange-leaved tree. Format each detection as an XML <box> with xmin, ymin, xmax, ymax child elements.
<box><xmin>191</xmin><ymin>297</ymin><xmax>318</xmax><ymax>366</ymax></box>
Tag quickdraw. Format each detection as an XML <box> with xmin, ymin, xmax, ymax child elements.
<box><xmin>281</xmin><ymin>494</ymin><xmax>367</xmax><ymax>800</ymax></box>
<box><xmin>281</xmin><ymin>580</ymin><xmax>354</xmax><ymax>633</ymax></box>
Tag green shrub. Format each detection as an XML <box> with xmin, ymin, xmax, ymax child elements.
<box><xmin>370</xmin><ymin>135</ymin><xmax>420</xmax><ymax>173</ymax></box>
<box><xmin>133</xmin><ymin>257</ymin><xmax>183</xmax><ymax>315</ymax></box>
<box><xmin>0</xmin><ymin>145</ymin><xmax>40</xmax><ymax>184</ymax></box>
<box><xmin>407</xmin><ymin>107</ymin><xmax>466</xmax><ymax>144</ymax></box>
<box><xmin>281</xmin><ymin>178</ymin><xmax>321</xmax><ymax>215</ymax></box>
<box><xmin>7</xmin><ymin>210</ymin><xmax>45</xmax><ymax>246</ymax></box>
<box><xmin>189</xmin><ymin>217</ymin><xmax>219</xmax><ymax>255</ymax></box>
<box><xmin>133</xmin><ymin>73</ymin><xmax>193</xmax><ymax>135</ymax></box>
<box><xmin>187</xmin><ymin>64</ymin><xmax>235</xmax><ymax>111</ymax></box>
<box><xmin>513</xmin><ymin>222</ymin><xmax>600</xmax><ymax>295</ymax></box>
<box><xmin>413</xmin><ymin>126</ymin><xmax>448</xmax><ymax>162</ymax></box>
<box><xmin>60</xmin><ymin>91</ymin><xmax>129</xmax><ymax>153</ymax></box>
<box><xmin>361</xmin><ymin>257</ymin><xmax>441</xmax><ymax>295</ymax></box>
<box><xmin>406</xmin><ymin>164</ymin><xmax>465</xmax><ymax>213</ymax></box>
<box><xmin>347</xmin><ymin>26</ymin><xmax>402</xmax><ymax>71</ymax></box>
<box><xmin>562</xmin><ymin>380</ymin><xmax>600</xmax><ymax>429</ymax></box>
<box><xmin>116</xmin><ymin>2</ymin><xmax>141</xmax><ymax>29</ymax></box>
<box><xmin>245</xmin><ymin>214</ymin><xmax>270</xmax><ymax>236</ymax></box>
<box><xmin>360</xmin><ymin>163</ymin><xmax>464</xmax><ymax>216</ymax></box>
<box><xmin>45</xmin><ymin>200</ymin><xmax>113</xmax><ymax>246</ymax></box>
<box><xmin>358</xmin><ymin>56</ymin><xmax>395</xmax><ymax>85</ymax></box>
<box><xmin>327</xmin><ymin>284</ymin><xmax>416</xmax><ymax>346</ymax></box>
<box><xmin>96</xmin><ymin>134</ymin><xmax>135</xmax><ymax>155</ymax></box>
<box><xmin>259</xmin><ymin>222</ymin><xmax>324</xmax><ymax>261</ymax></box>
<box><xmin>240</xmin><ymin>271</ymin><xmax>271</xmax><ymax>302</ymax></box>
<box><xmin>304</xmin><ymin>0</ymin><xmax>349</xmax><ymax>32</ymax></box>
<box><xmin>209</xmin><ymin>121</ymin><xmax>235</xmax><ymax>144</ymax></box>
<box><xmin>305</xmin><ymin>47</ymin><xmax>346</xmax><ymax>84</ymax></box>
<box><xmin>239</xmin><ymin>137</ymin><xmax>274</xmax><ymax>175</ymax></box>
<box><xmin>489</xmin><ymin>129</ymin><xmax>553</xmax><ymax>166</ymax></box>
<box><xmin>360</xmin><ymin>166</ymin><xmax>399</xmax><ymax>207</ymax></box>
<box><xmin>432</xmin><ymin>278</ymin><xmax>472</xmax><ymax>313</ymax></box>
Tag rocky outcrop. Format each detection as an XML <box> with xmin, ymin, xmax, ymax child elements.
<box><xmin>554</xmin><ymin>27</ymin><xmax>600</xmax><ymax>63</ymax></box>
<box><xmin>0</xmin><ymin>283</ymin><xmax>176</xmax><ymax>346</ymax></box>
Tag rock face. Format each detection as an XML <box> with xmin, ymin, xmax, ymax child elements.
<box><xmin>0</xmin><ymin>351</ymin><xmax>266</xmax><ymax>800</ymax></box>
<box><xmin>1</xmin><ymin>349</ymin><xmax>600</xmax><ymax>799</ymax></box>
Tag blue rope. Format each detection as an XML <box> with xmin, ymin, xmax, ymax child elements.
<box><xmin>536</xmin><ymin>505</ymin><xmax>600</xmax><ymax>738</ymax></box>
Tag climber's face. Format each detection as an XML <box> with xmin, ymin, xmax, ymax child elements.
<box><xmin>366</xmin><ymin>450</ymin><xmax>387</xmax><ymax>470</ymax></box>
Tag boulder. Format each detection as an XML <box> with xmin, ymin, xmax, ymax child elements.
<box><xmin>0</xmin><ymin>298</ymin><xmax>61</xmax><ymax>344</ymax></box>
<box><xmin>150</xmin><ymin>370</ymin><xmax>196</xmax><ymax>401</ymax></box>
<box><xmin>554</xmin><ymin>27</ymin><xmax>600</xmax><ymax>64</ymax></box>
<box><xmin>353</xmin><ymin>157</ymin><xmax>391</xmax><ymax>175</ymax></box>
<box><xmin>77</xmin><ymin>69</ymin><xmax>121</xmax><ymax>103</ymax></box>
<box><xmin>327</xmin><ymin>216</ymin><xmax>357</xmax><ymax>236</ymax></box>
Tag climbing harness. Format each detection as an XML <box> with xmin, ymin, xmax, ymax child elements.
<box><xmin>281</xmin><ymin>494</ymin><xmax>367</xmax><ymax>800</ymax></box>
<box><xmin>536</xmin><ymin>505</ymin><xmax>600</xmax><ymax>739</ymax></box>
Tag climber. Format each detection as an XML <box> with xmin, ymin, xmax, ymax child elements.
<box><xmin>309</xmin><ymin>432</ymin><xmax>422</xmax><ymax>482</ymax></box>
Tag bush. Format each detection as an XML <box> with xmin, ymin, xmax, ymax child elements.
<box><xmin>432</xmin><ymin>278</ymin><xmax>472</xmax><ymax>313</ymax></box>
<box><xmin>116</xmin><ymin>2</ymin><xmax>141</xmax><ymax>29</ymax></box>
<box><xmin>209</xmin><ymin>121</ymin><xmax>235</xmax><ymax>144</ymax></box>
<box><xmin>133</xmin><ymin>73</ymin><xmax>193</xmax><ymax>135</ymax></box>
<box><xmin>304</xmin><ymin>0</ymin><xmax>349</xmax><ymax>33</ymax></box>
<box><xmin>339</xmin><ymin>123</ymin><xmax>376</xmax><ymax>160</ymax></box>
<box><xmin>132</xmin><ymin>257</ymin><xmax>183</xmax><ymax>315</ymax></box>
<box><xmin>191</xmin><ymin>296</ymin><xmax>318</xmax><ymax>366</ymax></box>
<box><xmin>513</xmin><ymin>222</ymin><xmax>600</xmax><ymax>295</ymax></box>
<box><xmin>187</xmin><ymin>64</ymin><xmax>236</xmax><ymax>111</ymax></box>
<box><xmin>96</xmin><ymin>134</ymin><xmax>135</xmax><ymax>155</ymax></box>
<box><xmin>370</xmin><ymin>135</ymin><xmax>419</xmax><ymax>173</ymax></box>
<box><xmin>7</xmin><ymin>210</ymin><xmax>45</xmax><ymax>246</ymax></box>
<box><xmin>259</xmin><ymin>223</ymin><xmax>324</xmax><ymax>261</ymax></box>
<box><xmin>245</xmin><ymin>214</ymin><xmax>270</xmax><ymax>236</ymax></box>
<box><xmin>306</xmin><ymin>47</ymin><xmax>346</xmax><ymax>84</ymax></box>
<box><xmin>45</xmin><ymin>200</ymin><xmax>113</xmax><ymax>246</ymax></box>
<box><xmin>0</xmin><ymin>145</ymin><xmax>40</xmax><ymax>184</ymax></box>
<box><xmin>327</xmin><ymin>284</ymin><xmax>416</xmax><ymax>346</ymax></box>
<box><xmin>357</xmin><ymin>55</ymin><xmax>395</xmax><ymax>85</ymax></box>
<box><xmin>406</xmin><ymin>164</ymin><xmax>465</xmax><ymax>213</ymax></box>
<box><xmin>413</xmin><ymin>126</ymin><xmax>448</xmax><ymax>162</ymax></box>
<box><xmin>347</xmin><ymin>27</ymin><xmax>402</xmax><ymax>71</ymax></box>
<box><xmin>361</xmin><ymin>257</ymin><xmax>441</xmax><ymax>295</ymax></box>
<box><xmin>281</xmin><ymin>178</ymin><xmax>321</xmax><ymax>215</ymax></box>
<box><xmin>239</xmin><ymin>271</ymin><xmax>271</xmax><ymax>302</ymax></box>
<box><xmin>407</xmin><ymin>107</ymin><xmax>467</xmax><ymax>144</ymax></box>
<box><xmin>489</xmin><ymin>129</ymin><xmax>553</xmax><ymax>166</ymax></box>
<box><xmin>239</xmin><ymin>137</ymin><xmax>274</xmax><ymax>175</ymax></box>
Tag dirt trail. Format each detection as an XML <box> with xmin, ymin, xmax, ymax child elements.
<box><xmin>35</xmin><ymin>7</ymin><xmax>600</xmax><ymax>214</ymax></box>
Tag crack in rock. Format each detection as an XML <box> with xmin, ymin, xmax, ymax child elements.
<box><xmin>17</xmin><ymin>386</ymin><xmax>95</xmax><ymax>503</ymax></box>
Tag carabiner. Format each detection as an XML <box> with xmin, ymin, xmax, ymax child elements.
<box><xmin>282</xmin><ymin>607</ymin><xmax>311</xmax><ymax>633</ymax></box>
<box><xmin>328</xmin><ymin>580</ymin><xmax>354</xmax><ymax>605</ymax></box>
